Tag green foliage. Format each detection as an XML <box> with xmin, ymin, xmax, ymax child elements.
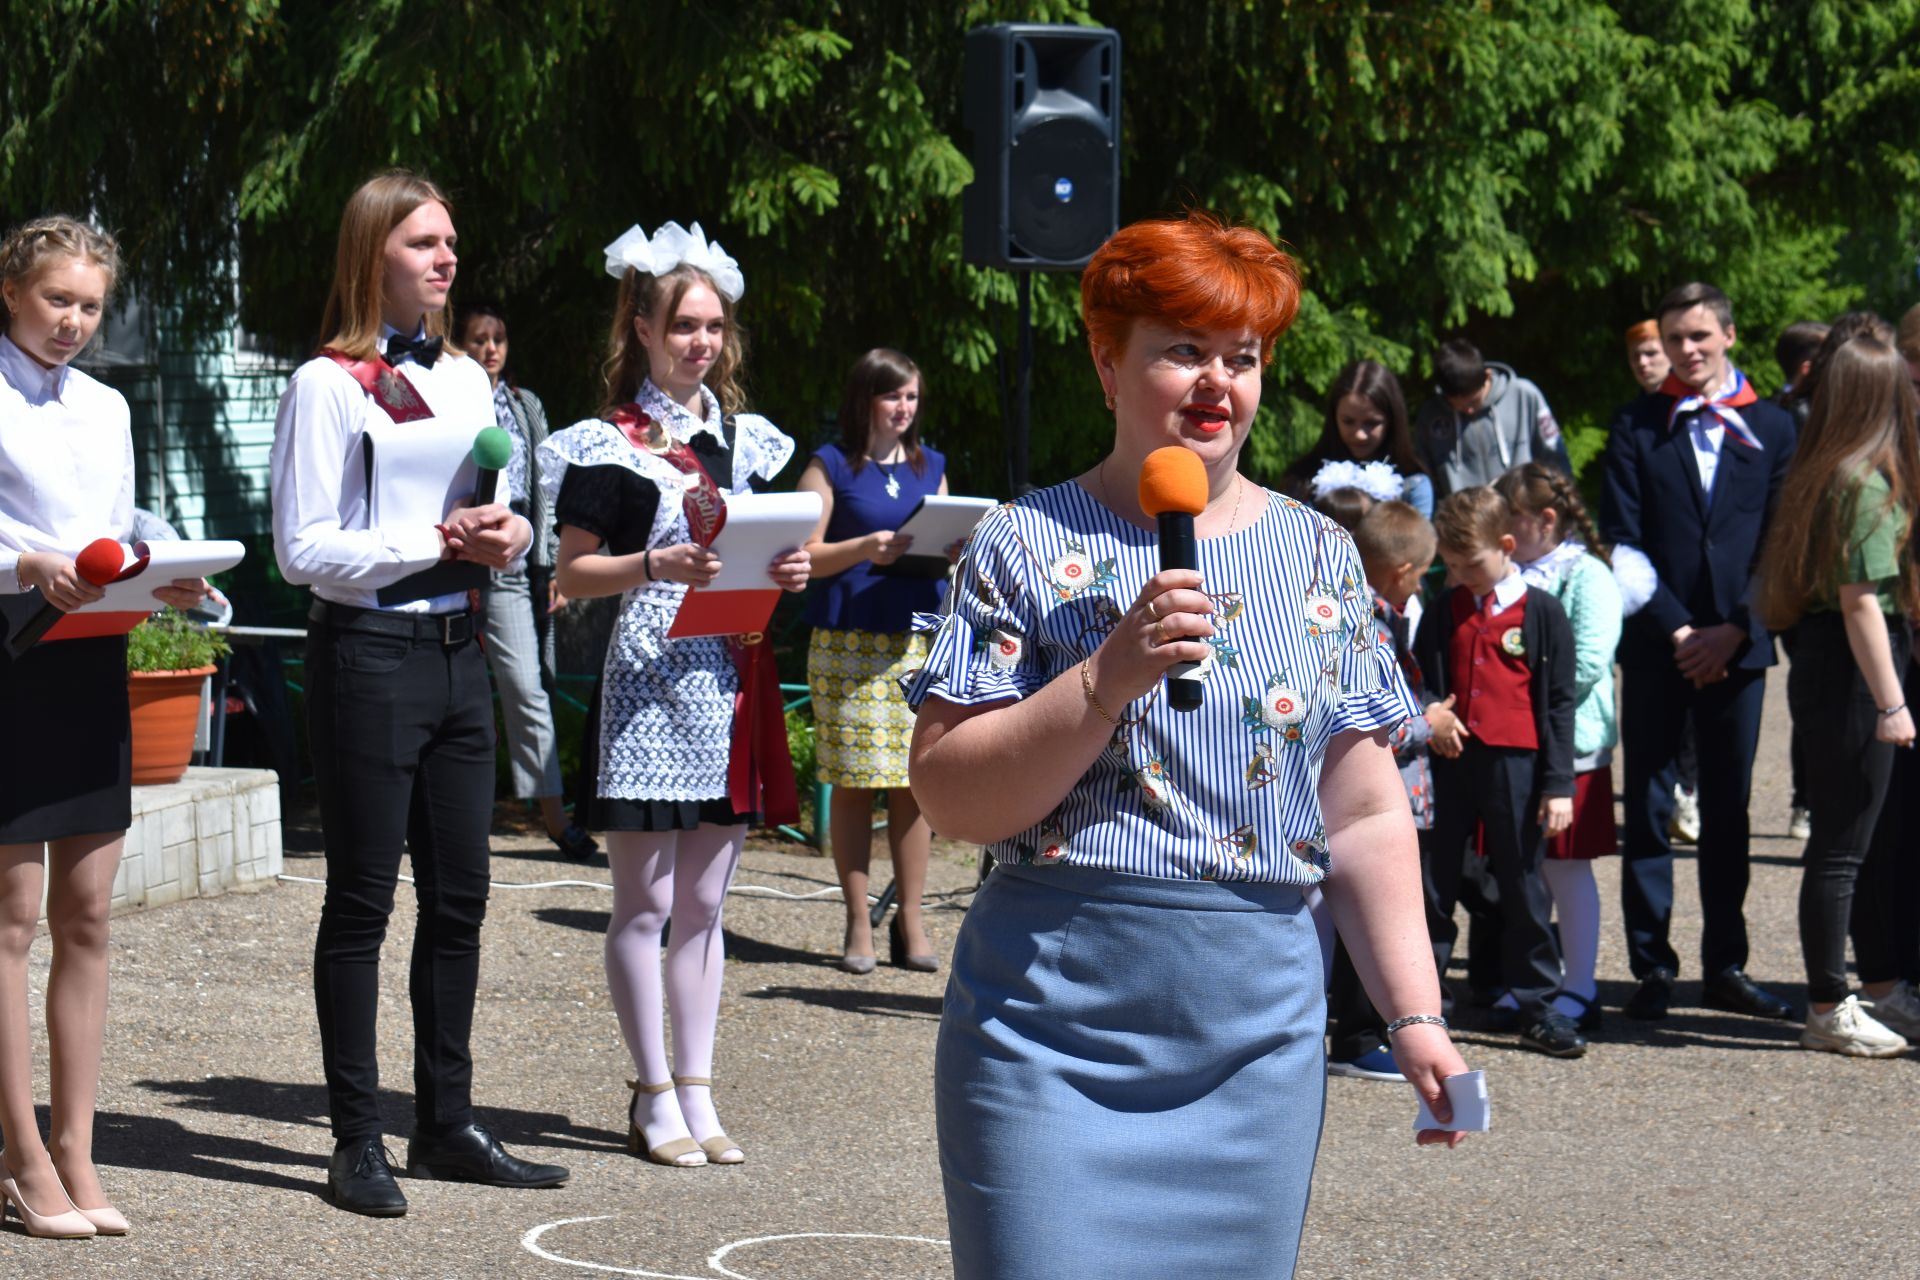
<box><xmin>126</xmin><ymin>608</ymin><xmax>231</xmax><ymax>673</ymax></box>
<box><xmin>4</xmin><ymin>0</ymin><xmax>1917</xmax><ymax>502</ymax></box>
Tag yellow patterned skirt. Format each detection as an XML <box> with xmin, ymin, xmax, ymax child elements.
<box><xmin>806</xmin><ymin>627</ymin><xmax>928</xmax><ymax>789</ymax></box>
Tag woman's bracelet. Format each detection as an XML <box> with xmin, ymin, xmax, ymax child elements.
<box><xmin>1881</xmin><ymin>702</ymin><xmax>1907</xmax><ymax>718</ymax></box>
<box><xmin>1384</xmin><ymin>1014</ymin><xmax>1449</xmax><ymax>1035</ymax></box>
<box><xmin>642</xmin><ymin>548</ymin><xmax>655</xmax><ymax>582</ymax></box>
<box><xmin>1080</xmin><ymin>658</ymin><xmax>1117</xmax><ymax>725</ymax></box>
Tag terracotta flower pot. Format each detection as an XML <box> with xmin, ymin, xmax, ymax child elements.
<box><xmin>128</xmin><ymin>665</ymin><xmax>216</xmax><ymax>785</ymax></box>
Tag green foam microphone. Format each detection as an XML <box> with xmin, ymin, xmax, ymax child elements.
<box><xmin>471</xmin><ymin>426</ymin><xmax>514</xmax><ymax>505</ymax></box>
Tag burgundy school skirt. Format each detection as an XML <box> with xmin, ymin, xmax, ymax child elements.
<box><xmin>1547</xmin><ymin>767</ymin><xmax>1617</xmax><ymax>860</ymax></box>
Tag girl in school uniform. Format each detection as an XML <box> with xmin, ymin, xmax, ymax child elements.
<box><xmin>270</xmin><ymin>171</ymin><xmax>566</xmax><ymax>1217</ymax></box>
<box><xmin>1495</xmin><ymin>461</ymin><xmax>1623</xmax><ymax>1033</ymax></box>
<box><xmin>543</xmin><ymin>222</ymin><xmax>807</xmax><ymax>1168</ymax></box>
<box><xmin>0</xmin><ymin>216</ymin><xmax>208</xmax><ymax>1238</ymax></box>
<box><xmin>796</xmin><ymin>348</ymin><xmax>949</xmax><ymax>973</ymax></box>
<box><xmin>1281</xmin><ymin>358</ymin><xmax>1435</xmax><ymax>517</ymax></box>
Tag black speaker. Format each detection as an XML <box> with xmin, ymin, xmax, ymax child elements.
<box><xmin>962</xmin><ymin>23</ymin><xmax>1121</xmax><ymax>271</ymax></box>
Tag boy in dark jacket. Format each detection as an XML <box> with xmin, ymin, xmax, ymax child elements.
<box><xmin>1414</xmin><ymin>487</ymin><xmax>1582</xmax><ymax>1057</ymax></box>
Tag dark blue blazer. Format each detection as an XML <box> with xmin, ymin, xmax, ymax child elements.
<box><xmin>1600</xmin><ymin>389</ymin><xmax>1796</xmax><ymax>671</ymax></box>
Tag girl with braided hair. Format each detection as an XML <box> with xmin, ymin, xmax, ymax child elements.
<box><xmin>1494</xmin><ymin>461</ymin><xmax>1623</xmax><ymax>1033</ymax></box>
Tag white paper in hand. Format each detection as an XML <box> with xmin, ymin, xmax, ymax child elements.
<box><xmin>1413</xmin><ymin>1070</ymin><xmax>1489</xmax><ymax>1132</ymax></box>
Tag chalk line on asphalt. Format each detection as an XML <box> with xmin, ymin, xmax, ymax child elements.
<box><xmin>522</xmin><ymin>1217</ymin><xmax>951</xmax><ymax>1279</ymax></box>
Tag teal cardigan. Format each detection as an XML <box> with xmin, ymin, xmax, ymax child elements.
<box><xmin>1551</xmin><ymin>552</ymin><xmax>1621</xmax><ymax>762</ymax></box>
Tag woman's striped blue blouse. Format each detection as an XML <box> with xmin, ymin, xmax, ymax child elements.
<box><xmin>905</xmin><ymin>478</ymin><xmax>1419</xmax><ymax>884</ymax></box>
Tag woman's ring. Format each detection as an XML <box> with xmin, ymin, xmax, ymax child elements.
<box><xmin>1153</xmin><ymin>618</ymin><xmax>1167</xmax><ymax>647</ymax></box>
<box><xmin>1145</xmin><ymin>597</ymin><xmax>1160</xmax><ymax>621</ymax></box>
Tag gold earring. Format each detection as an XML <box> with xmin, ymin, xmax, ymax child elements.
<box><xmin>1104</xmin><ymin>392</ymin><xmax>1116</xmax><ymax>411</ymax></box>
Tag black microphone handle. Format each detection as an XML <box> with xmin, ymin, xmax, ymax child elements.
<box><xmin>1156</xmin><ymin>511</ymin><xmax>1204</xmax><ymax>712</ymax></box>
<box><xmin>5</xmin><ymin>599</ymin><xmax>67</xmax><ymax>660</ymax></box>
<box><xmin>474</xmin><ymin>468</ymin><xmax>500</xmax><ymax>507</ymax></box>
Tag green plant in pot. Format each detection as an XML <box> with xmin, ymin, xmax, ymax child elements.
<box><xmin>126</xmin><ymin>608</ymin><xmax>230</xmax><ymax>785</ymax></box>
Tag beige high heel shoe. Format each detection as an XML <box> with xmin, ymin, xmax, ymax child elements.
<box><xmin>673</xmin><ymin>1076</ymin><xmax>744</xmax><ymax>1165</ymax></box>
<box><xmin>625</xmin><ymin>1081</ymin><xmax>706</xmax><ymax>1167</ymax></box>
<box><xmin>0</xmin><ymin>1174</ymin><xmax>96</xmax><ymax>1239</ymax></box>
<box><xmin>71</xmin><ymin>1201</ymin><xmax>130</xmax><ymax>1235</ymax></box>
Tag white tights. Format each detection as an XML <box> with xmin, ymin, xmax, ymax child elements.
<box><xmin>604</xmin><ymin>823</ymin><xmax>743</xmax><ymax>1154</ymax></box>
<box><xmin>1488</xmin><ymin>860</ymin><xmax>1601</xmax><ymax>1021</ymax></box>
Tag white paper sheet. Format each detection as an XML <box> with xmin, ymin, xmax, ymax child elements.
<box><xmin>1412</xmin><ymin>1069</ymin><xmax>1490</xmax><ymax>1132</ymax></box>
<box><xmin>894</xmin><ymin>495</ymin><xmax>998</xmax><ymax>550</ymax></box>
<box><xmin>362</xmin><ymin>421</ymin><xmax>483</xmax><ymax>529</ymax></box>
<box><xmin>705</xmin><ymin>492</ymin><xmax>823</xmax><ymax>591</ymax></box>
<box><xmin>76</xmin><ymin>540</ymin><xmax>247</xmax><ymax>613</ymax></box>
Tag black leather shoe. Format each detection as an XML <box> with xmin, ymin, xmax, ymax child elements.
<box><xmin>554</xmin><ymin>824</ymin><xmax>598</xmax><ymax>862</ymax></box>
<box><xmin>405</xmin><ymin>1123</ymin><xmax>569</xmax><ymax>1188</ymax></box>
<box><xmin>1623</xmin><ymin>967</ymin><xmax>1676</xmax><ymax>1021</ymax></box>
<box><xmin>1518</xmin><ymin>1009</ymin><xmax>1589</xmax><ymax>1058</ymax></box>
<box><xmin>1701</xmin><ymin>967</ymin><xmax>1793</xmax><ymax>1020</ymax></box>
<box><xmin>325</xmin><ymin>1136</ymin><xmax>408</xmax><ymax>1217</ymax></box>
<box><xmin>1560</xmin><ymin>992</ymin><xmax>1604</xmax><ymax>1034</ymax></box>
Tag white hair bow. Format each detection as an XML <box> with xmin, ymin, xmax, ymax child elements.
<box><xmin>1311</xmin><ymin>458</ymin><xmax>1406</xmax><ymax>503</ymax></box>
<box><xmin>602</xmin><ymin>221</ymin><xmax>745</xmax><ymax>301</ymax></box>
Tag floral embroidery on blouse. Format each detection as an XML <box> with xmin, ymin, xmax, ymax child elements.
<box><xmin>1046</xmin><ymin>538</ymin><xmax>1118</xmax><ymax>600</ymax></box>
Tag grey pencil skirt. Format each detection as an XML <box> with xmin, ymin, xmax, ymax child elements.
<box><xmin>937</xmin><ymin>861</ymin><xmax>1326</xmax><ymax>1279</ymax></box>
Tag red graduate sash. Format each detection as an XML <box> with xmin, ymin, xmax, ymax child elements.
<box><xmin>322</xmin><ymin>351</ymin><xmax>436</xmax><ymax>423</ymax></box>
<box><xmin>608</xmin><ymin>405</ymin><xmax>798</xmax><ymax>827</ymax></box>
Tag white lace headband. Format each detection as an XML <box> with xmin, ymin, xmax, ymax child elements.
<box><xmin>602</xmin><ymin>221</ymin><xmax>744</xmax><ymax>301</ymax></box>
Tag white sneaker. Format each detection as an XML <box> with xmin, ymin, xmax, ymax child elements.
<box><xmin>1861</xmin><ymin>981</ymin><xmax>1920</xmax><ymax>1040</ymax></box>
<box><xmin>1669</xmin><ymin>787</ymin><xmax>1701</xmax><ymax>844</ymax></box>
<box><xmin>1800</xmin><ymin>994</ymin><xmax>1909</xmax><ymax>1057</ymax></box>
<box><xmin>1788</xmin><ymin>806</ymin><xmax>1812</xmax><ymax>841</ymax></box>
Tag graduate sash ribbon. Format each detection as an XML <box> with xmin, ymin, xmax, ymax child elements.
<box><xmin>1662</xmin><ymin>368</ymin><xmax>1762</xmax><ymax>450</ymax></box>
<box><xmin>607</xmin><ymin>403</ymin><xmax>797</xmax><ymax>826</ymax></box>
<box><xmin>322</xmin><ymin>351</ymin><xmax>435</xmax><ymax>423</ymax></box>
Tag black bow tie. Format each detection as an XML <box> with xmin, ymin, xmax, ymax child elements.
<box><xmin>385</xmin><ymin>333</ymin><xmax>443</xmax><ymax>368</ymax></box>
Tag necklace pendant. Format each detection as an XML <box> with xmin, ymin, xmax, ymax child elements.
<box><xmin>885</xmin><ymin>474</ymin><xmax>900</xmax><ymax>499</ymax></box>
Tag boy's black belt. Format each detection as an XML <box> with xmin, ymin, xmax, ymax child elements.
<box><xmin>309</xmin><ymin>600</ymin><xmax>475</xmax><ymax>646</ymax></box>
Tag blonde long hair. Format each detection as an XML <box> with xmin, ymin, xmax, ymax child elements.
<box><xmin>0</xmin><ymin>215</ymin><xmax>120</xmax><ymax>338</ymax></box>
<box><xmin>600</xmin><ymin>263</ymin><xmax>748</xmax><ymax>417</ymax></box>
<box><xmin>316</xmin><ymin>170</ymin><xmax>461</xmax><ymax>361</ymax></box>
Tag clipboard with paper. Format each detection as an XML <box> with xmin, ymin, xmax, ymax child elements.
<box><xmin>360</xmin><ymin>420</ymin><xmax>493</xmax><ymax>605</ymax></box>
<box><xmin>871</xmin><ymin>494</ymin><xmax>998</xmax><ymax>579</ymax></box>
<box><xmin>0</xmin><ymin>539</ymin><xmax>247</xmax><ymax>647</ymax></box>
<box><xmin>666</xmin><ymin>491</ymin><xmax>822</xmax><ymax>638</ymax></box>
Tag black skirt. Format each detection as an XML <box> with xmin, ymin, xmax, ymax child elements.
<box><xmin>0</xmin><ymin>635</ymin><xmax>132</xmax><ymax>843</ymax></box>
<box><xmin>592</xmin><ymin>795</ymin><xmax>759</xmax><ymax>832</ymax></box>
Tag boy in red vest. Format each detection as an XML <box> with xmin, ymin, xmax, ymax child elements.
<box><xmin>1413</xmin><ymin>487</ymin><xmax>1583</xmax><ymax>1057</ymax></box>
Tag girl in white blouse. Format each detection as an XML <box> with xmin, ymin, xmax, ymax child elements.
<box><xmin>0</xmin><ymin>216</ymin><xmax>207</xmax><ymax>1239</ymax></box>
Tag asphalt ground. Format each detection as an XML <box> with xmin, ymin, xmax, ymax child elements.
<box><xmin>2</xmin><ymin>662</ymin><xmax>1916</xmax><ymax>1278</ymax></box>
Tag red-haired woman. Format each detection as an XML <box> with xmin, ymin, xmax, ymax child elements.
<box><xmin>270</xmin><ymin>172</ymin><xmax>566</xmax><ymax>1216</ymax></box>
<box><xmin>1757</xmin><ymin>335</ymin><xmax>1920</xmax><ymax>1057</ymax></box>
<box><xmin>906</xmin><ymin>213</ymin><xmax>1470</xmax><ymax>1276</ymax></box>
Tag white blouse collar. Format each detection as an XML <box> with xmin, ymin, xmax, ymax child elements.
<box><xmin>638</xmin><ymin>377</ymin><xmax>724</xmax><ymax>447</ymax></box>
<box><xmin>0</xmin><ymin>333</ymin><xmax>70</xmax><ymax>405</ymax></box>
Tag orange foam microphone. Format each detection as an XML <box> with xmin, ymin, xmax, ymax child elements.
<box><xmin>1138</xmin><ymin>446</ymin><xmax>1210</xmax><ymax>712</ymax></box>
<box><xmin>6</xmin><ymin>538</ymin><xmax>127</xmax><ymax>658</ymax></box>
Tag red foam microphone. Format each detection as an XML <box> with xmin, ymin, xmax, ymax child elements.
<box><xmin>1138</xmin><ymin>447</ymin><xmax>1210</xmax><ymax>712</ymax></box>
<box><xmin>5</xmin><ymin>538</ymin><xmax>127</xmax><ymax>658</ymax></box>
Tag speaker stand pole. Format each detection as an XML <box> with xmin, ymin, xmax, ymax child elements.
<box><xmin>1012</xmin><ymin>269</ymin><xmax>1033</xmax><ymax>496</ymax></box>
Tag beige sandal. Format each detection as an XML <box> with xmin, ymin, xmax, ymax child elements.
<box><xmin>626</xmin><ymin>1080</ymin><xmax>706</xmax><ymax>1167</ymax></box>
<box><xmin>673</xmin><ymin>1076</ymin><xmax>745</xmax><ymax>1165</ymax></box>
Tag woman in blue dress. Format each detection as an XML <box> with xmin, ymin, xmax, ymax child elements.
<box><xmin>797</xmin><ymin>349</ymin><xmax>949</xmax><ymax>973</ymax></box>
<box><xmin>907</xmin><ymin>213</ymin><xmax>1471</xmax><ymax>1279</ymax></box>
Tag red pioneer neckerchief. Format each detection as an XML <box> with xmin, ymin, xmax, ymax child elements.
<box><xmin>608</xmin><ymin>404</ymin><xmax>798</xmax><ymax>827</ymax></box>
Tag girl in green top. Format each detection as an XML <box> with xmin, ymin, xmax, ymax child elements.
<box><xmin>1757</xmin><ymin>335</ymin><xmax>1920</xmax><ymax>1058</ymax></box>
